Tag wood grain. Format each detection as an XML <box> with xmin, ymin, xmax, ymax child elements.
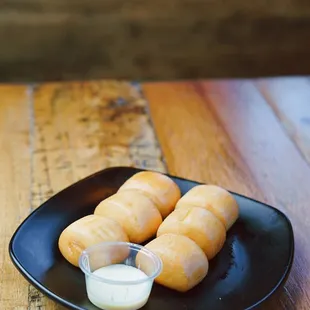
<box><xmin>143</xmin><ymin>82</ymin><xmax>261</xmax><ymax>199</ymax></box>
<box><xmin>0</xmin><ymin>86</ymin><xmax>32</xmax><ymax>310</ymax></box>
<box><xmin>255</xmin><ymin>77</ymin><xmax>310</xmax><ymax>165</ymax></box>
<box><xmin>2</xmin><ymin>77</ymin><xmax>310</xmax><ymax>309</ymax></box>
<box><xmin>198</xmin><ymin>79</ymin><xmax>310</xmax><ymax>309</ymax></box>
<box><xmin>144</xmin><ymin>79</ymin><xmax>310</xmax><ymax>309</ymax></box>
<box><xmin>31</xmin><ymin>81</ymin><xmax>165</xmax><ymax>199</ymax></box>
<box><xmin>0</xmin><ymin>80</ymin><xmax>165</xmax><ymax>309</ymax></box>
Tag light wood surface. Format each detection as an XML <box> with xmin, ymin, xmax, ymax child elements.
<box><xmin>1</xmin><ymin>77</ymin><xmax>309</xmax><ymax>309</ymax></box>
<box><xmin>0</xmin><ymin>81</ymin><xmax>165</xmax><ymax>309</ymax></box>
<box><xmin>144</xmin><ymin>79</ymin><xmax>310</xmax><ymax>310</ymax></box>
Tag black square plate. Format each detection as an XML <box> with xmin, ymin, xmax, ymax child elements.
<box><xmin>9</xmin><ymin>167</ymin><xmax>294</xmax><ymax>310</ymax></box>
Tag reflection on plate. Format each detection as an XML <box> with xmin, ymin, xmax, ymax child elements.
<box><xmin>9</xmin><ymin>166</ymin><xmax>294</xmax><ymax>310</ymax></box>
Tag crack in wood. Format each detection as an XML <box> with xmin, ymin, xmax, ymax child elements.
<box><xmin>28</xmin><ymin>285</ymin><xmax>45</xmax><ymax>310</ymax></box>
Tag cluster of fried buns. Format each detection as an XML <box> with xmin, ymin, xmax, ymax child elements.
<box><xmin>58</xmin><ymin>171</ymin><xmax>239</xmax><ymax>292</ymax></box>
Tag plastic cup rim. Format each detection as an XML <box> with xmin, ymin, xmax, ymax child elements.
<box><xmin>78</xmin><ymin>241</ymin><xmax>163</xmax><ymax>285</ymax></box>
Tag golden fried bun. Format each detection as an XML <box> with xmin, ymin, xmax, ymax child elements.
<box><xmin>139</xmin><ymin>234</ymin><xmax>209</xmax><ymax>292</ymax></box>
<box><xmin>118</xmin><ymin>171</ymin><xmax>181</xmax><ymax>218</ymax></box>
<box><xmin>94</xmin><ymin>190</ymin><xmax>162</xmax><ymax>243</ymax></box>
<box><xmin>58</xmin><ymin>215</ymin><xmax>129</xmax><ymax>267</ymax></box>
<box><xmin>176</xmin><ymin>185</ymin><xmax>239</xmax><ymax>230</ymax></box>
<box><xmin>157</xmin><ymin>206</ymin><xmax>226</xmax><ymax>259</ymax></box>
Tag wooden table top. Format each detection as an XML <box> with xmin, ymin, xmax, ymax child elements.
<box><xmin>1</xmin><ymin>77</ymin><xmax>309</xmax><ymax>310</ymax></box>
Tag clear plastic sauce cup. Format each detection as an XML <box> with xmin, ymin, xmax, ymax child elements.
<box><xmin>79</xmin><ymin>241</ymin><xmax>163</xmax><ymax>310</ymax></box>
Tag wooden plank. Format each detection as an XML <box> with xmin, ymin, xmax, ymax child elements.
<box><xmin>0</xmin><ymin>80</ymin><xmax>165</xmax><ymax>309</ymax></box>
<box><xmin>143</xmin><ymin>82</ymin><xmax>262</xmax><ymax>201</ymax></box>
<box><xmin>198</xmin><ymin>79</ymin><xmax>310</xmax><ymax>215</ymax></box>
<box><xmin>0</xmin><ymin>86</ymin><xmax>32</xmax><ymax>309</ymax></box>
<box><xmin>256</xmin><ymin>77</ymin><xmax>310</xmax><ymax>165</ymax></box>
<box><xmin>198</xmin><ymin>79</ymin><xmax>310</xmax><ymax>310</ymax></box>
<box><xmin>144</xmin><ymin>80</ymin><xmax>310</xmax><ymax>309</ymax></box>
<box><xmin>28</xmin><ymin>80</ymin><xmax>165</xmax><ymax>307</ymax></box>
<box><xmin>31</xmin><ymin>81</ymin><xmax>165</xmax><ymax>197</ymax></box>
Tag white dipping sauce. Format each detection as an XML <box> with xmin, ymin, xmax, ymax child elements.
<box><xmin>86</xmin><ymin>264</ymin><xmax>152</xmax><ymax>310</ymax></box>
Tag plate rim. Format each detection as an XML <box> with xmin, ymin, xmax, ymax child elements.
<box><xmin>9</xmin><ymin>166</ymin><xmax>295</xmax><ymax>310</ymax></box>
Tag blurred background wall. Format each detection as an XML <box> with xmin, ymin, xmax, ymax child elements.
<box><xmin>1</xmin><ymin>0</ymin><xmax>310</xmax><ymax>82</ymax></box>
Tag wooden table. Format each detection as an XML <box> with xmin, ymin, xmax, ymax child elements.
<box><xmin>1</xmin><ymin>77</ymin><xmax>309</xmax><ymax>309</ymax></box>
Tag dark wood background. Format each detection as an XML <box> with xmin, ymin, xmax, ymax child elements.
<box><xmin>1</xmin><ymin>0</ymin><xmax>310</xmax><ymax>82</ymax></box>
